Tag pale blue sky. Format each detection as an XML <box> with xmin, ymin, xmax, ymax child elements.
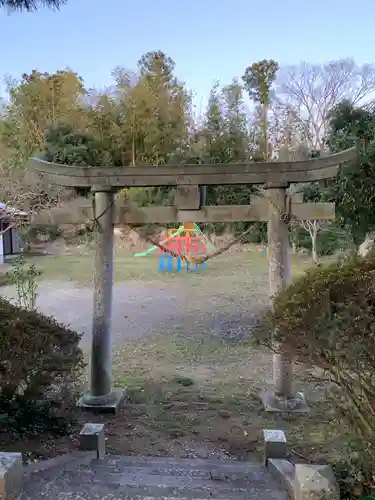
<box><xmin>0</xmin><ymin>0</ymin><xmax>373</xmax><ymax>110</ymax></box>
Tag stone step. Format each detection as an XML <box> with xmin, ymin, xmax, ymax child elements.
<box><xmin>19</xmin><ymin>454</ymin><xmax>289</xmax><ymax>500</ymax></box>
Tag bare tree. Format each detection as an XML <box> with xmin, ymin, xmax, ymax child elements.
<box><xmin>0</xmin><ymin>159</ymin><xmax>70</xmax><ymax>250</ymax></box>
<box><xmin>270</xmin><ymin>109</ymin><xmax>320</xmax><ymax>256</ymax></box>
<box><xmin>270</xmin><ymin>104</ymin><xmax>311</xmax><ymax>160</ymax></box>
<box><xmin>300</xmin><ymin>220</ymin><xmax>322</xmax><ymax>263</ymax></box>
<box><xmin>277</xmin><ymin>59</ymin><xmax>375</xmax><ymax>150</ymax></box>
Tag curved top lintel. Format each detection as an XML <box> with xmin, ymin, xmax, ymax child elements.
<box><xmin>27</xmin><ymin>147</ymin><xmax>357</xmax><ymax>188</ymax></box>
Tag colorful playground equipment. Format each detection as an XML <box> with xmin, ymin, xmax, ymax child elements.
<box><xmin>134</xmin><ymin>222</ymin><xmax>216</xmax><ymax>273</ymax></box>
<box><xmin>158</xmin><ymin>227</ymin><xmax>206</xmax><ymax>273</ymax></box>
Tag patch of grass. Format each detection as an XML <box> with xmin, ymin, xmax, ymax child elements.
<box><xmin>110</xmin><ymin>371</ymin><xmax>341</xmax><ymax>461</ymax></box>
<box><xmin>113</xmin><ymin>331</ymin><xmax>257</xmax><ymax>371</ymax></box>
<box><xmin>109</xmin><ymin>331</ymin><xmax>344</xmax><ymax>462</ymax></box>
<box><xmin>23</xmin><ymin>253</ymin><xmax>161</xmax><ymax>285</ymax></box>
<box><xmin>15</xmin><ymin>245</ymin><xmax>319</xmax><ymax>286</ymax></box>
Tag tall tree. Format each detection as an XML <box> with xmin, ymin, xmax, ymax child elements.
<box><xmin>277</xmin><ymin>59</ymin><xmax>375</xmax><ymax>150</ymax></box>
<box><xmin>111</xmin><ymin>52</ymin><xmax>191</xmax><ymax>207</ymax></box>
<box><xmin>83</xmin><ymin>91</ymin><xmax>124</xmax><ymax>165</ymax></box>
<box><xmin>272</xmin><ymin>105</ymin><xmax>310</xmax><ymax>161</ymax></box>
<box><xmin>134</xmin><ymin>51</ymin><xmax>191</xmax><ymax>165</ymax></box>
<box><xmin>242</xmin><ymin>59</ymin><xmax>279</xmax><ymax>159</ymax></box>
<box><xmin>326</xmin><ymin>100</ymin><xmax>375</xmax><ymax>248</ymax></box>
<box><xmin>112</xmin><ymin>68</ymin><xmax>146</xmax><ymax>166</ymax></box>
<box><xmin>1</xmin><ymin>0</ymin><xmax>65</xmax><ymax>11</ymax></box>
<box><xmin>222</xmin><ymin>79</ymin><xmax>249</xmax><ymax>161</ymax></box>
<box><xmin>199</xmin><ymin>82</ymin><xmax>256</xmax><ymax>239</ymax></box>
<box><xmin>3</xmin><ymin>70</ymin><xmax>86</xmax><ymax>163</ymax></box>
<box><xmin>201</xmin><ymin>82</ymin><xmax>227</xmax><ymax>164</ymax></box>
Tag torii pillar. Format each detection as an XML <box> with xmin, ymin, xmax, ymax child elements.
<box><xmin>78</xmin><ymin>187</ymin><xmax>125</xmax><ymax>413</ymax></box>
<box><xmin>261</xmin><ymin>185</ymin><xmax>309</xmax><ymax>413</ymax></box>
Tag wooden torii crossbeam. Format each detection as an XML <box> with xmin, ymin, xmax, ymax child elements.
<box><xmin>27</xmin><ymin>147</ymin><xmax>357</xmax><ymax>414</ymax></box>
<box><xmin>33</xmin><ymin>192</ymin><xmax>334</xmax><ymax>226</ymax></box>
<box><xmin>27</xmin><ymin>149</ymin><xmax>352</xmax><ymax>187</ymax></box>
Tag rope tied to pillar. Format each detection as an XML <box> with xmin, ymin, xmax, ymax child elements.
<box><xmin>281</xmin><ymin>194</ymin><xmax>293</xmax><ymax>224</ymax></box>
<box><xmin>263</xmin><ymin>189</ymin><xmax>294</xmax><ymax>226</ymax></box>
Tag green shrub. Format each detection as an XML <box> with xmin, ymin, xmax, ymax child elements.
<box><xmin>292</xmin><ymin>224</ymin><xmax>351</xmax><ymax>257</ymax></box>
<box><xmin>25</xmin><ymin>223</ymin><xmax>60</xmax><ymax>243</ymax></box>
<box><xmin>6</xmin><ymin>256</ymin><xmax>42</xmax><ymax>310</ymax></box>
<box><xmin>0</xmin><ymin>296</ymin><xmax>85</xmax><ymax>435</ymax></box>
<box><xmin>261</xmin><ymin>252</ymin><xmax>375</xmax><ymax>495</ymax></box>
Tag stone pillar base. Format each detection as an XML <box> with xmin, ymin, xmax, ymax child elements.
<box><xmin>262</xmin><ymin>390</ymin><xmax>310</xmax><ymax>414</ymax></box>
<box><xmin>77</xmin><ymin>389</ymin><xmax>126</xmax><ymax>414</ymax></box>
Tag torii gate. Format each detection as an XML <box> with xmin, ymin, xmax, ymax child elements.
<box><xmin>27</xmin><ymin>147</ymin><xmax>357</xmax><ymax>413</ymax></box>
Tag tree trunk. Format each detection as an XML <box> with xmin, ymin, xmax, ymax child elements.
<box><xmin>302</xmin><ymin>220</ymin><xmax>320</xmax><ymax>264</ymax></box>
<box><xmin>263</xmin><ymin>103</ymin><xmax>269</xmax><ymax>160</ymax></box>
<box><xmin>311</xmin><ymin>227</ymin><xmax>318</xmax><ymax>263</ymax></box>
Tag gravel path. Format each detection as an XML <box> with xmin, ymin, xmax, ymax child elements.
<box><xmin>1</xmin><ymin>280</ymin><xmax>262</xmax><ymax>348</ymax></box>
<box><xmin>1</xmin><ymin>281</ymin><xmax>187</xmax><ymax>348</ymax></box>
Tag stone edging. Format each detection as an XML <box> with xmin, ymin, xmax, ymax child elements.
<box><xmin>0</xmin><ymin>424</ymin><xmax>341</xmax><ymax>500</ymax></box>
<box><xmin>263</xmin><ymin>428</ymin><xmax>340</xmax><ymax>500</ymax></box>
<box><xmin>0</xmin><ymin>451</ymin><xmax>23</xmax><ymax>500</ymax></box>
<box><xmin>0</xmin><ymin>423</ymin><xmax>106</xmax><ymax>499</ymax></box>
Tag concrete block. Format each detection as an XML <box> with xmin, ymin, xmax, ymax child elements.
<box><xmin>294</xmin><ymin>464</ymin><xmax>339</xmax><ymax>500</ymax></box>
<box><xmin>79</xmin><ymin>423</ymin><xmax>106</xmax><ymax>459</ymax></box>
<box><xmin>267</xmin><ymin>458</ymin><xmax>295</xmax><ymax>498</ymax></box>
<box><xmin>0</xmin><ymin>452</ymin><xmax>23</xmax><ymax>500</ymax></box>
<box><xmin>263</xmin><ymin>429</ymin><xmax>287</xmax><ymax>464</ymax></box>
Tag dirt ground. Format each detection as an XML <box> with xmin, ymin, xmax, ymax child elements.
<box><xmin>0</xmin><ymin>246</ymin><xmax>344</xmax><ymax>466</ymax></box>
